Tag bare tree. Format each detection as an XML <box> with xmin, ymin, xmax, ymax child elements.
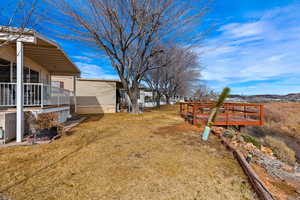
<box><xmin>193</xmin><ymin>84</ymin><xmax>217</xmax><ymax>102</ymax></box>
<box><xmin>143</xmin><ymin>44</ymin><xmax>174</xmax><ymax>107</ymax></box>
<box><xmin>143</xmin><ymin>67</ymin><xmax>163</xmax><ymax>107</ymax></box>
<box><xmin>160</xmin><ymin>46</ymin><xmax>201</xmax><ymax>104</ymax></box>
<box><xmin>45</xmin><ymin>0</ymin><xmax>208</xmax><ymax>113</ymax></box>
<box><xmin>144</xmin><ymin>45</ymin><xmax>202</xmax><ymax>106</ymax></box>
<box><xmin>0</xmin><ymin>0</ymin><xmax>41</xmax><ymax>47</ymax></box>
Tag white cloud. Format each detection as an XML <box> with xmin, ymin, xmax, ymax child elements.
<box><xmin>219</xmin><ymin>21</ymin><xmax>267</xmax><ymax>38</ymax></box>
<box><xmin>75</xmin><ymin>62</ymin><xmax>119</xmax><ymax>80</ymax></box>
<box><xmin>267</xmin><ymin>54</ymin><xmax>285</xmax><ymax>62</ymax></box>
<box><xmin>230</xmin><ymin>77</ymin><xmax>300</xmax><ymax>95</ymax></box>
<box><xmin>199</xmin><ymin>3</ymin><xmax>300</xmax><ymax>94</ymax></box>
<box><xmin>73</xmin><ymin>56</ymin><xmax>93</xmax><ymax>62</ymax></box>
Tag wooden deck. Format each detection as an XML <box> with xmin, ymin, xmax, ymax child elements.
<box><xmin>180</xmin><ymin>102</ymin><xmax>264</xmax><ymax>126</ymax></box>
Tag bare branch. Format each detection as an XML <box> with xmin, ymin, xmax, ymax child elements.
<box><xmin>0</xmin><ymin>0</ymin><xmax>41</xmax><ymax>47</ymax></box>
<box><xmin>45</xmin><ymin>0</ymin><xmax>209</xmax><ymax>113</ymax></box>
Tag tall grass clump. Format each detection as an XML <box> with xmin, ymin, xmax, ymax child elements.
<box><xmin>242</xmin><ymin>134</ymin><xmax>262</xmax><ymax>149</ymax></box>
<box><xmin>265</xmin><ymin>136</ymin><xmax>296</xmax><ymax>165</ymax></box>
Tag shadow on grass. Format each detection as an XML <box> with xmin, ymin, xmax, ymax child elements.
<box><xmin>0</xmin><ymin>123</ymin><xmax>116</xmax><ymax>194</ymax></box>
<box><xmin>65</xmin><ymin>114</ymin><xmax>104</xmax><ymax>136</ymax></box>
<box><xmin>80</xmin><ymin>114</ymin><xmax>105</xmax><ymax>122</ymax></box>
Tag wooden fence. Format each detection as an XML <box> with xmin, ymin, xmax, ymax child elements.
<box><xmin>180</xmin><ymin>102</ymin><xmax>264</xmax><ymax>126</ymax></box>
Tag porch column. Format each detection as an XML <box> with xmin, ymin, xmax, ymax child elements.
<box><xmin>73</xmin><ymin>76</ymin><xmax>77</xmax><ymax>113</ymax></box>
<box><xmin>16</xmin><ymin>41</ymin><xmax>24</xmax><ymax>142</ymax></box>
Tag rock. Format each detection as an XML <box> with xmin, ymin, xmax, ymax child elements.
<box><xmin>281</xmin><ymin>165</ymin><xmax>293</xmax><ymax>173</ymax></box>
<box><xmin>237</xmin><ymin>135</ymin><xmax>244</xmax><ymax>143</ymax></box>
<box><xmin>212</xmin><ymin>127</ymin><xmax>223</xmax><ymax>135</ymax></box>
<box><xmin>231</xmin><ymin>140</ymin><xmax>239</xmax><ymax>147</ymax></box>
<box><xmin>213</xmin><ymin>127</ymin><xmax>224</xmax><ymax>134</ymax></box>
<box><xmin>244</xmin><ymin>143</ymin><xmax>257</xmax><ymax>152</ymax></box>
<box><xmin>261</xmin><ymin>146</ymin><xmax>274</xmax><ymax>156</ymax></box>
<box><xmin>294</xmin><ymin>165</ymin><xmax>300</xmax><ymax>173</ymax></box>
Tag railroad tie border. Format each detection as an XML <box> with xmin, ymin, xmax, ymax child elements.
<box><xmin>212</xmin><ymin>130</ymin><xmax>275</xmax><ymax>200</ymax></box>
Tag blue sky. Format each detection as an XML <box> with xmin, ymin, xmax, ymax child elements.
<box><xmin>59</xmin><ymin>0</ymin><xmax>300</xmax><ymax>95</ymax></box>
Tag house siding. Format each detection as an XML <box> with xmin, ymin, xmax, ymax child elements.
<box><xmin>52</xmin><ymin>76</ymin><xmax>117</xmax><ymax>114</ymax></box>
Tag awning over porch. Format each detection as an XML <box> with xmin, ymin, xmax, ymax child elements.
<box><xmin>0</xmin><ymin>27</ymin><xmax>80</xmax><ymax>76</ymax></box>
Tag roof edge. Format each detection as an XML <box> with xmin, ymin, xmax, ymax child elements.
<box><xmin>77</xmin><ymin>78</ymin><xmax>121</xmax><ymax>83</ymax></box>
<box><xmin>0</xmin><ymin>26</ymin><xmax>81</xmax><ymax>75</ymax></box>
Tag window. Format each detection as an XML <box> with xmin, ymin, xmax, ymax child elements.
<box><xmin>30</xmin><ymin>69</ymin><xmax>39</xmax><ymax>83</ymax></box>
<box><xmin>24</xmin><ymin>67</ymin><xmax>30</xmax><ymax>83</ymax></box>
<box><xmin>0</xmin><ymin>58</ymin><xmax>11</xmax><ymax>82</ymax></box>
<box><xmin>11</xmin><ymin>63</ymin><xmax>40</xmax><ymax>83</ymax></box>
<box><xmin>12</xmin><ymin>63</ymin><xmax>16</xmax><ymax>82</ymax></box>
<box><xmin>0</xmin><ymin>58</ymin><xmax>40</xmax><ymax>83</ymax></box>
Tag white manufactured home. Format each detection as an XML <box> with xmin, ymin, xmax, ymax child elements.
<box><xmin>51</xmin><ymin>77</ymin><xmax>124</xmax><ymax>114</ymax></box>
<box><xmin>0</xmin><ymin>27</ymin><xmax>80</xmax><ymax>143</ymax></box>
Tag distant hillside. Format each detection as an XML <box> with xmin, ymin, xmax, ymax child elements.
<box><xmin>228</xmin><ymin>93</ymin><xmax>300</xmax><ymax>102</ymax></box>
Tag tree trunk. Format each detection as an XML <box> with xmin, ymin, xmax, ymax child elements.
<box><xmin>166</xmin><ymin>95</ymin><xmax>170</xmax><ymax>104</ymax></box>
<box><xmin>156</xmin><ymin>94</ymin><xmax>161</xmax><ymax>108</ymax></box>
<box><xmin>131</xmin><ymin>99</ymin><xmax>140</xmax><ymax>114</ymax></box>
<box><xmin>120</xmin><ymin>77</ymin><xmax>140</xmax><ymax>114</ymax></box>
<box><xmin>128</xmin><ymin>87</ymin><xmax>140</xmax><ymax>114</ymax></box>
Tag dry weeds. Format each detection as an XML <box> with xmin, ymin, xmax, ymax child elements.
<box><xmin>264</xmin><ymin>102</ymin><xmax>300</xmax><ymax>139</ymax></box>
<box><xmin>0</xmin><ymin>105</ymin><xmax>256</xmax><ymax>200</ymax></box>
<box><xmin>246</xmin><ymin>102</ymin><xmax>300</xmax><ymax>163</ymax></box>
<box><xmin>265</xmin><ymin>136</ymin><xmax>296</xmax><ymax>165</ymax></box>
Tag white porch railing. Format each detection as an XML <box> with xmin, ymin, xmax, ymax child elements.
<box><xmin>0</xmin><ymin>82</ymin><xmax>71</xmax><ymax>107</ymax></box>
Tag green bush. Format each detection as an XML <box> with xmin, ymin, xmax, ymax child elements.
<box><xmin>265</xmin><ymin>136</ymin><xmax>296</xmax><ymax>165</ymax></box>
<box><xmin>242</xmin><ymin>134</ymin><xmax>262</xmax><ymax>149</ymax></box>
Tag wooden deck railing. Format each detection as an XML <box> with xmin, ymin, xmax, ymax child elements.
<box><xmin>180</xmin><ymin>102</ymin><xmax>264</xmax><ymax>126</ymax></box>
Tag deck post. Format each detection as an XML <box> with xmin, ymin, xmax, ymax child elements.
<box><xmin>260</xmin><ymin>105</ymin><xmax>264</xmax><ymax>126</ymax></box>
<box><xmin>16</xmin><ymin>41</ymin><xmax>24</xmax><ymax>143</ymax></box>
<box><xmin>179</xmin><ymin>103</ymin><xmax>181</xmax><ymax>113</ymax></box>
<box><xmin>180</xmin><ymin>103</ymin><xmax>182</xmax><ymax>114</ymax></box>
<box><xmin>193</xmin><ymin>104</ymin><xmax>196</xmax><ymax>125</ymax></box>
<box><xmin>226</xmin><ymin>108</ymin><xmax>229</xmax><ymax>126</ymax></box>
<box><xmin>41</xmin><ymin>83</ymin><xmax>44</xmax><ymax>108</ymax></box>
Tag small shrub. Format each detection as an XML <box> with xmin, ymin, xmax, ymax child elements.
<box><xmin>242</xmin><ymin>134</ymin><xmax>262</xmax><ymax>149</ymax></box>
<box><xmin>197</xmin><ymin>122</ymin><xmax>203</xmax><ymax>128</ymax></box>
<box><xmin>223</xmin><ymin>129</ymin><xmax>235</xmax><ymax>139</ymax></box>
<box><xmin>265</xmin><ymin>136</ymin><xmax>296</xmax><ymax>165</ymax></box>
<box><xmin>35</xmin><ymin>113</ymin><xmax>59</xmax><ymax>130</ymax></box>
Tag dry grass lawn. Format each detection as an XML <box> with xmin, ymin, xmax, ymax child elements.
<box><xmin>0</xmin><ymin>105</ymin><xmax>256</xmax><ymax>200</ymax></box>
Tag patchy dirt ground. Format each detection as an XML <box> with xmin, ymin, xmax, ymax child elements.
<box><xmin>0</xmin><ymin>105</ymin><xmax>256</xmax><ymax>200</ymax></box>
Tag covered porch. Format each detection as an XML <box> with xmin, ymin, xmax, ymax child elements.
<box><xmin>0</xmin><ymin>27</ymin><xmax>80</xmax><ymax>143</ymax></box>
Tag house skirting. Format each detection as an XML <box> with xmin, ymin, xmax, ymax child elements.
<box><xmin>76</xmin><ymin>105</ymin><xmax>115</xmax><ymax>114</ymax></box>
<box><xmin>0</xmin><ymin>106</ymin><xmax>70</xmax><ymax>143</ymax></box>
